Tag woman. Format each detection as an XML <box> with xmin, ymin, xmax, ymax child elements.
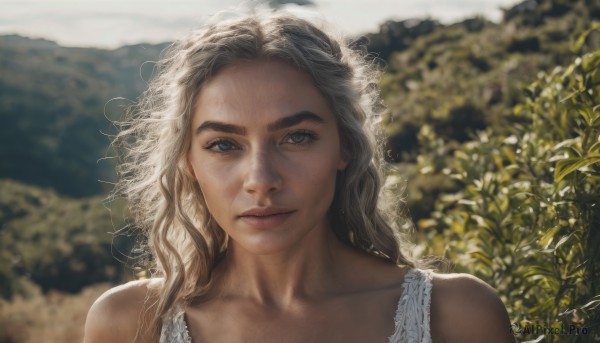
<box><xmin>85</xmin><ymin>10</ymin><xmax>514</xmax><ymax>343</ymax></box>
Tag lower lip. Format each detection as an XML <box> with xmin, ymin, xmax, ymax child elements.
<box><xmin>239</xmin><ymin>212</ymin><xmax>294</xmax><ymax>229</ymax></box>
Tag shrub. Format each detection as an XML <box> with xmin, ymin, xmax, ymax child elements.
<box><xmin>414</xmin><ymin>24</ymin><xmax>600</xmax><ymax>342</ymax></box>
<box><xmin>0</xmin><ymin>180</ymin><xmax>135</xmax><ymax>298</ymax></box>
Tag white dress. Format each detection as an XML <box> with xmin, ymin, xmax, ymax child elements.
<box><xmin>160</xmin><ymin>268</ymin><xmax>433</xmax><ymax>343</ymax></box>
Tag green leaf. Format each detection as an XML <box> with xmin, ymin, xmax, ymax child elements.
<box><xmin>552</xmin><ymin>138</ymin><xmax>582</xmax><ymax>152</ymax></box>
<box><xmin>572</xmin><ymin>22</ymin><xmax>600</xmax><ymax>54</ymax></box>
<box><xmin>522</xmin><ymin>335</ymin><xmax>545</xmax><ymax>343</ymax></box>
<box><xmin>572</xmin><ymin>103</ymin><xmax>594</xmax><ymax>126</ymax></box>
<box><xmin>581</xmin><ymin>295</ymin><xmax>600</xmax><ymax>310</ymax></box>
<box><xmin>590</xmin><ymin>140</ymin><xmax>600</xmax><ymax>153</ymax></box>
<box><xmin>523</xmin><ymin>265</ymin><xmax>555</xmax><ymax>278</ymax></box>
<box><xmin>539</xmin><ymin>224</ymin><xmax>562</xmax><ymax>249</ymax></box>
<box><xmin>560</xmin><ymin>89</ymin><xmax>580</xmax><ymax>103</ymax></box>
<box><xmin>469</xmin><ymin>251</ymin><xmax>493</xmax><ymax>269</ymax></box>
<box><xmin>554</xmin><ymin>155</ymin><xmax>600</xmax><ymax>182</ymax></box>
<box><xmin>582</xmin><ymin>51</ymin><xmax>600</xmax><ymax>74</ymax></box>
<box><xmin>554</xmin><ymin>232</ymin><xmax>575</xmax><ymax>251</ymax></box>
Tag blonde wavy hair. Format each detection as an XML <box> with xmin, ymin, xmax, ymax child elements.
<box><xmin>113</xmin><ymin>8</ymin><xmax>419</xmax><ymax>341</ymax></box>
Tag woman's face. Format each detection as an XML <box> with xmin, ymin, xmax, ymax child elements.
<box><xmin>187</xmin><ymin>59</ymin><xmax>348</xmax><ymax>255</ymax></box>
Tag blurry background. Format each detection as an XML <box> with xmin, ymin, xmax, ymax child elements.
<box><xmin>1</xmin><ymin>0</ymin><xmax>522</xmax><ymax>48</ymax></box>
<box><xmin>1</xmin><ymin>0</ymin><xmax>599</xmax><ymax>342</ymax></box>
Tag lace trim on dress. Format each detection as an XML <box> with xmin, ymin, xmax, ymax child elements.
<box><xmin>160</xmin><ymin>268</ymin><xmax>433</xmax><ymax>343</ymax></box>
<box><xmin>159</xmin><ymin>302</ymin><xmax>192</xmax><ymax>343</ymax></box>
<box><xmin>387</xmin><ymin>268</ymin><xmax>433</xmax><ymax>343</ymax></box>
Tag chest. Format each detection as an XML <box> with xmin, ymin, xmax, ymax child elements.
<box><xmin>184</xmin><ymin>295</ymin><xmax>400</xmax><ymax>343</ymax></box>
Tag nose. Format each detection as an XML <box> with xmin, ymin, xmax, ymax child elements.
<box><xmin>242</xmin><ymin>145</ymin><xmax>283</xmax><ymax>196</ymax></box>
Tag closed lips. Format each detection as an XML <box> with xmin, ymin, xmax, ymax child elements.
<box><xmin>239</xmin><ymin>208</ymin><xmax>295</xmax><ymax>217</ymax></box>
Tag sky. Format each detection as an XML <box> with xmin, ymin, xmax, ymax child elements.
<box><xmin>0</xmin><ymin>0</ymin><xmax>523</xmax><ymax>49</ymax></box>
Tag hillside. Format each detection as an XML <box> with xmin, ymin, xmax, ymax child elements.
<box><xmin>378</xmin><ymin>0</ymin><xmax>597</xmax><ymax>159</ymax></box>
<box><xmin>1</xmin><ymin>0</ymin><xmax>599</xmax><ymax>341</ymax></box>
<box><xmin>0</xmin><ymin>179</ymin><xmax>134</xmax><ymax>298</ymax></box>
<box><xmin>0</xmin><ymin>1</ymin><xmax>597</xmax><ymax>201</ymax></box>
<box><xmin>369</xmin><ymin>0</ymin><xmax>600</xmax><ymax>220</ymax></box>
<box><xmin>0</xmin><ymin>0</ymin><xmax>600</xmax><ymax>342</ymax></box>
<box><xmin>0</xmin><ymin>37</ymin><xmax>167</xmax><ymax>196</ymax></box>
<box><xmin>0</xmin><ymin>0</ymin><xmax>597</xmax><ymax>292</ymax></box>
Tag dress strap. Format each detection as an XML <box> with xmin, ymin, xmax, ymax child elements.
<box><xmin>159</xmin><ymin>302</ymin><xmax>193</xmax><ymax>343</ymax></box>
<box><xmin>388</xmin><ymin>268</ymin><xmax>433</xmax><ymax>343</ymax></box>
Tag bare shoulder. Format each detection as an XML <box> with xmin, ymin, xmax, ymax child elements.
<box><xmin>84</xmin><ymin>278</ymin><xmax>162</xmax><ymax>343</ymax></box>
<box><xmin>429</xmin><ymin>272</ymin><xmax>515</xmax><ymax>343</ymax></box>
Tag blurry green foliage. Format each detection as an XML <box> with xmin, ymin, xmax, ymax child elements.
<box><xmin>0</xmin><ymin>2</ymin><xmax>598</xmax><ymax>329</ymax></box>
<box><xmin>409</xmin><ymin>22</ymin><xmax>600</xmax><ymax>342</ymax></box>
<box><xmin>380</xmin><ymin>0</ymin><xmax>597</xmax><ymax>156</ymax></box>
<box><xmin>0</xmin><ymin>36</ymin><xmax>167</xmax><ymax>197</ymax></box>
<box><xmin>0</xmin><ymin>180</ymin><xmax>135</xmax><ymax>299</ymax></box>
<box><xmin>378</xmin><ymin>0</ymin><xmax>599</xmax><ymax>226</ymax></box>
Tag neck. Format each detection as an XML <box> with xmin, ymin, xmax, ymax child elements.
<box><xmin>213</xmin><ymin>224</ymin><xmax>353</xmax><ymax>309</ymax></box>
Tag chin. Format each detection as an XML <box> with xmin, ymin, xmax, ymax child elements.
<box><xmin>232</xmin><ymin>234</ymin><xmax>305</xmax><ymax>256</ymax></box>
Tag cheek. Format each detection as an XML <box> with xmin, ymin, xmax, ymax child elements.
<box><xmin>191</xmin><ymin>160</ymin><xmax>238</xmax><ymax>217</ymax></box>
<box><xmin>292</xmin><ymin>152</ymin><xmax>340</xmax><ymax>203</ymax></box>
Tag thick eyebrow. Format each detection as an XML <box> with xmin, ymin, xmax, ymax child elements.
<box><xmin>195</xmin><ymin>111</ymin><xmax>325</xmax><ymax>136</ymax></box>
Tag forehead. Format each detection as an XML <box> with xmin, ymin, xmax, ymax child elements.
<box><xmin>192</xmin><ymin>59</ymin><xmax>336</xmax><ymax>126</ymax></box>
